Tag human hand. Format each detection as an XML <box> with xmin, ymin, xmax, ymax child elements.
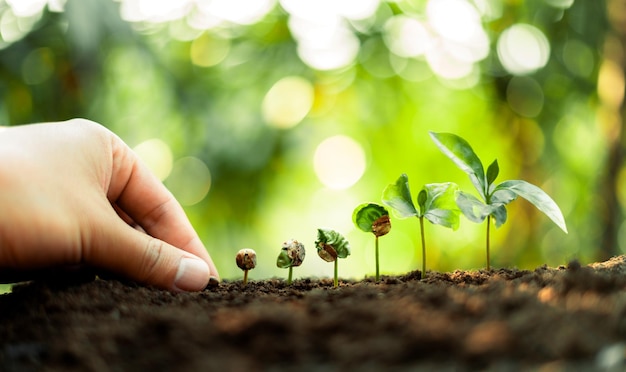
<box><xmin>0</xmin><ymin>119</ymin><xmax>219</xmax><ymax>291</ymax></box>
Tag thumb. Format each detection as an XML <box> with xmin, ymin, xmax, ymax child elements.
<box><xmin>86</xmin><ymin>219</ymin><xmax>211</xmax><ymax>292</ymax></box>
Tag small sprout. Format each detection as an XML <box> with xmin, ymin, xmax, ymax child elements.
<box><xmin>382</xmin><ymin>174</ymin><xmax>460</xmax><ymax>278</ymax></box>
<box><xmin>352</xmin><ymin>203</ymin><xmax>391</xmax><ymax>282</ymax></box>
<box><xmin>276</xmin><ymin>239</ymin><xmax>305</xmax><ymax>285</ymax></box>
<box><xmin>235</xmin><ymin>248</ymin><xmax>256</xmax><ymax>286</ymax></box>
<box><xmin>430</xmin><ymin>131</ymin><xmax>568</xmax><ymax>270</ymax></box>
<box><xmin>315</xmin><ymin>228</ymin><xmax>350</xmax><ymax>288</ymax></box>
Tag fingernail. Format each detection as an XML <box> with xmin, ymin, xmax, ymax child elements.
<box><xmin>174</xmin><ymin>257</ymin><xmax>210</xmax><ymax>292</ymax></box>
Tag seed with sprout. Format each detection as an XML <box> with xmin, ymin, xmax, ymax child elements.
<box><xmin>276</xmin><ymin>239</ymin><xmax>305</xmax><ymax>285</ymax></box>
<box><xmin>353</xmin><ymin>203</ymin><xmax>391</xmax><ymax>282</ymax></box>
<box><xmin>236</xmin><ymin>248</ymin><xmax>256</xmax><ymax>286</ymax></box>
<box><xmin>315</xmin><ymin>228</ymin><xmax>350</xmax><ymax>288</ymax></box>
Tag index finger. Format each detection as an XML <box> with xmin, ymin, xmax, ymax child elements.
<box><xmin>105</xmin><ymin>135</ymin><xmax>219</xmax><ymax>279</ymax></box>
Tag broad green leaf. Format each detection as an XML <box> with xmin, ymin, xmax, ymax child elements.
<box><xmin>429</xmin><ymin>132</ymin><xmax>486</xmax><ymax>198</ymax></box>
<box><xmin>491</xmin><ymin>188</ymin><xmax>517</xmax><ymax>205</ymax></box>
<box><xmin>495</xmin><ymin>180</ymin><xmax>568</xmax><ymax>233</ymax></box>
<box><xmin>422</xmin><ymin>182</ymin><xmax>461</xmax><ymax>230</ymax></box>
<box><xmin>456</xmin><ymin>191</ymin><xmax>504</xmax><ymax>224</ymax></box>
<box><xmin>486</xmin><ymin>159</ymin><xmax>499</xmax><ymax>186</ymax></box>
<box><xmin>352</xmin><ymin>203</ymin><xmax>390</xmax><ymax>234</ymax></box>
<box><xmin>456</xmin><ymin>192</ymin><xmax>489</xmax><ymax>223</ymax></box>
<box><xmin>315</xmin><ymin>228</ymin><xmax>351</xmax><ymax>259</ymax></box>
<box><xmin>382</xmin><ymin>174</ymin><xmax>419</xmax><ymax>219</ymax></box>
<box><xmin>491</xmin><ymin>204</ymin><xmax>508</xmax><ymax>228</ymax></box>
<box><xmin>425</xmin><ymin>208</ymin><xmax>460</xmax><ymax>230</ymax></box>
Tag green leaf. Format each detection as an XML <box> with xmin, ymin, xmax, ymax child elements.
<box><xmin>417</xmin><ymin>189</ymin><xmax>427</xmax><ymax>212</ymax></box>
<box><xmin>382</xmin><ymin>174</ymin><xmax>419</xmax><ymax>219</ymax></box>
<box><xmin>352</xmin><ymin>203</ymin><xmax>390</xmax><ymax>233</ymax></box>
<box><xmin>486</xmin><ymin>159</ymin><xmax>499</xmax><ymax>186</ymax></box>
<box><xmin>422</xmin><ymin>182</ymin><xmax>461</xmax><ymax>230</ymax></box>
<box><xmin>494</xmin><ymin>180</ymin><xmax>568</xmax><ymax>233</ymax></box>
<box><xmin>429</xmin><ymin>132</ymin><xmax>487</xmax><ymax>199</ymax></box>
<box><xmin>491</xmin><ymin>188</ymin><xmax>517</xmax><ymax>205</ymax></box>
<box><xmin>276</xmin><ymin>249</ymin><xmax>293</xmax><ymax>268</ymax></box>
<box><xmin>425</xmin><ymin>208</ymin><xmax>461</xmax><ymax>230</ymax></box>
<box><xmin>456</xmin><ymin>191</ymin><xmax>504</xmax><ymax>224</ymax></box>
<box><xmin>315</xmin><ymin>228</ymin><xmax>351</xmax><ymax>260</ymax></box>
<box><xmin>276</xmin><ymin>239</ymin><xmax>305</xmax><ymax>268</ymax></box>
<box><xmin>491</xmin><ymin>204</ymin><xmax>508</xmax><ymax>228</ymax></box>
<box><xmin>456</xmin><ymin>191</ymin><xmax>490</xmax><ymax>223</ymax></box>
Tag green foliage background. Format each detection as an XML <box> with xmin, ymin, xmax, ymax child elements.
<box><xmin>0</xmin><ymin>0</ymin><xmax>621</xmax><ymax>283</ymax></box>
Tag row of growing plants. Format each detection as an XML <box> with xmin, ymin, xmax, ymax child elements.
<box><xmin>235</xmin><ymin>132</ymin><xmax>568</xmax><ymax>287</ymax></box>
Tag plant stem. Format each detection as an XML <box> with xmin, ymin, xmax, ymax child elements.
<box><xmin>419</xmin><ymin>216</ymin><xmax>426</xmax><ymax>279</ymax></box>
<box><xmin>375</xmin><ymin>236</ymin><xmax>380</xmax><ymax>282</ymax></box>
<box><xmin>243</xmin><ymin>270</ymin><xmax>248</xmax><ymax>286</ymax></box>
<box><xmin>334</xmin><ymin>259</ymin><xmax>338</xmax><ymax>288</ymax></box>
<box><xmin>287</xmin><ymin>266</ymin><xmax>293</xmax><ymax>285</ymax></box>
<box><xmin>486</xmin><ymin>215</ymin><xmax>491</xmax><ymax>271</ymax></box>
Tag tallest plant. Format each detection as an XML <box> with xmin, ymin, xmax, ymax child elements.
<box><xmin>429</xmin><ymin>132</ymin><xmax>568</xmax><ymax>270</ymax></box>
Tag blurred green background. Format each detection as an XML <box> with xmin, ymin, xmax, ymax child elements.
<box><xmin>0</xmin><ymin>0</ymin><xmax>622</xmax><ymax>283</ymax></box>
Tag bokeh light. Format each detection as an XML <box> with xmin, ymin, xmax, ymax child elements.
<box><xmin>497</xmin><ymin>24</ymin><xmax>550</xmax><ymax>75</ymax></box>
<box><xmin>562</xmin><ymin>39</ymin><xmax>594</xmax><ymax>78</ymax></box>
<box><xmin>262</xmin><ymin>76</ymin><xmax>314</xmax><ymax>129</ymax></box>
<box><xmin>313</xmin><ymin>135</ymin><xmax>366</xmax><ymax>190</ymax></box>
<box><xmin>0</xmin><ymin>0</ymin><xmax>615</xmax><ymax>284</ymax></box>
<box><xmin>165</xmin><ymin>156</ymin><xmax>212</xmax><ymax>206</ymax></box>
<box><xmin>132</xmin><ymin>138</ymin><xmax>173</xmax><ymax>181</ymax></box>
<box><xmin>190</xmin><ymin>33</ymin><xmax>230</xmax><ymax>67</ymax></box>
<box><xmin>6</xmin><ymin>0</ymin><xmax>64</xmax><ymax>17</ymax></box>
<box><xmin>506</xmin><ymin>76</ymin><xmax>544</xmax><ymax>118</ymax></box>
<box><xmin>383</xmin><ymin>15</ymin><xmax>432</xmax><ymax>58</ymax></box>
<box><xmin>427</xmin><ymin>0</ymin><xmax>481</xmax><ymax>44</ymax></box>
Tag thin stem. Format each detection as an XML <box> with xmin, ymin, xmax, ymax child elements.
<box><xmin>375</xmin><ymin>236</ymin><xmax>380</xmax><ymax>282</ymax></box>
<box><xmin>243</xmin><ymin>270</ymin><xmax>248</xmax><ymax>286</ymax></box>
<box><xmin>486</xmin><ymin>215</ymin><xmax>491</xmax><ymax>271</ymax></box>
<box><xmin>287</xmin><ymin>266</ymin><xmax>293</xmax><ymax>285</ymax></box>
<box><xmin>334</xmin><ymin>259</ymin><xmax>338</xmax><ymax>288</ymax></box>
<box><xmin>419</xmin><ymin>216</ymin><xmax>426</xmax><ymax>279</ymax></box>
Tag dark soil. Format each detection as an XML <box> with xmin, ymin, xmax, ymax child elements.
<box><xmin>3</xmin><ymin>257</ymin><xmax>626</xmax><ymax>371</ymax></box>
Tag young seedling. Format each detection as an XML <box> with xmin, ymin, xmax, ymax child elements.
<box><xmin>352</xmin><ymin>203</ymin><xmax>391</xmax><ymax>282</ymax></box>
<box><xmin>315</xmin><ymin>228</ymin><xmax>351</xmax><ymax>288</ymax></box>
<box><xmin>429</xmin><ymin>131</ymin><xmax>568</xmax><ymax>270</ymax></box>
<box><xmin>382</xmin><ymin>174</ymin><xmax>460</xmax><ymax>278</ymax></box>
<box><xmin>235</xmin><ymin>248</ymin><xmax>256</xmax><ymax>286</ymax></box>
<box><xmin>276</xmin><ymin>239</ymin><xmax>305</xmax><ymax>285</ymax></box>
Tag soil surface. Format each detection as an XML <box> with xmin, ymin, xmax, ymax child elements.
<box><xmin>2</xmin><ymin>257</ymin><xmax>626</xmax><ymax>371</ymax></box>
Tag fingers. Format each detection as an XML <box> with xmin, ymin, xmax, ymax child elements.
<box><xmin>105</xmin><ymin>134</ymin><xmax>220</xmax><ymax>282</ymax></box>
<box><xmin>86</xmin><ymin>217</ymin><xmax>211</xmax><ymax>292</ymax></box>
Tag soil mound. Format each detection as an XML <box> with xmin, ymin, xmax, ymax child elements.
<box><xmin>3</xmin><ymin>257</ymin><xmax>626</xmax><ymax>371</ymax></box>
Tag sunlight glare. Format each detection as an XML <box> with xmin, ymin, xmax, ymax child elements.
<box><xmin>194</xmin><ymin>0</ymin><xmax>275</xmax><ymax>26</ymax></box>
<box><xmin>6</xmin><ymin>0</ymin><xmax>64</xmax><ymax>17</ymax></box>
<box><xmin>384</xmin><ymin>15</ymin><xmax>432</xmax><ymax>58</ymax></box>
<box><xmin>119</xmin><ymin>0</ymin><xmax>191</xmax><ymax>23</ymax></box>
<box><xmin>427</xmin><ymin>0</ymin><xmax>480</xmax><ymax>43</ymax></box>
<box><xmin>313</xmin><ymin>135</ymin><xmax>366</xmax><ymax>190</ymax></box>
<box><xmin>280</xmin><ymin>0</ymin><xmax>369</xmax><ymax>71</ymax></box>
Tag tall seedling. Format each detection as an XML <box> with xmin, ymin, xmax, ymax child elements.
<box><xmin>429</xmin><ymin>132</ymin><xmax>568</xmax><ymax>270</ymax></box>
<box><xmin>382</xmin><ymin>174</ymin><xmax>460</xmax><ymax>277</ymax></box>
